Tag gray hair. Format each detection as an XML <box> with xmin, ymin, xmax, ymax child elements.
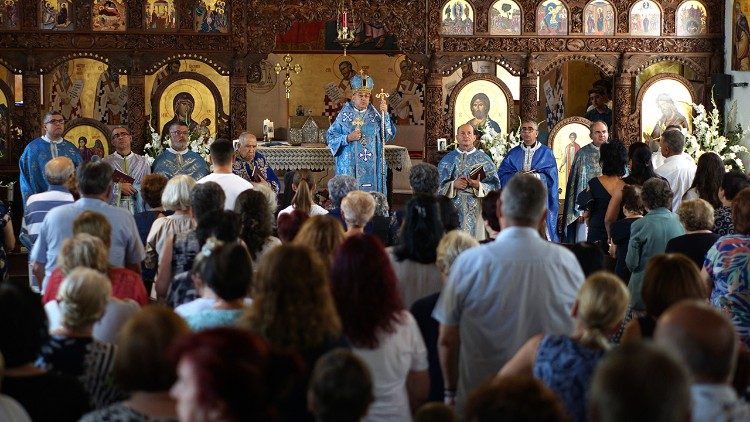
<box><xmin>341</xmin><ymin>191</ymin><xmax>375</xmax><ymax>228</ymax></box>
<box><xmin>162</xmin><ymin>175</ymin><xmax>196</xmax><ymax>211</ymax></box>
<box><xmin>369</xmin><ymin>191</ymin><xmax>389</xmax><ymax>217</ymax></box>
<box><xmin>500</xmin><ymin>174</ymin><xmax>547</xmax><ymax>225</ymax></box>
<box><xmin>238</xmin><ymin>131</ymin><xmax>256</xmax><ymax>144</ymax></box>
<box><xmin>328</xmin><ymin>175</ymin><xmax>358</xmax><ymax>208</ymax></box>
<box><xmin>662</xmin><ymin>129</ymin><xmax>685</xmax><ymax>154</ymax></box>
<box><xmin>44</xmin><ymin>156</ymin><xmax>75</xmax><ymax>185</ymax></box>
<box><xmin>111</xmin><ymin>125</ymin><xmax>130</xmax><ymax>135</ymax></box>
<box><xmin>57</xmin><ymin>267</ymin><xmax>111</xmax><ymax>331</ymax></box>
<box><xmin>253</xmin><ymin>182</ymin><xmax>278</xmax><ymax>219</ymax></box>
<box><xmin>642</xmin><ymin>177</ymin><xmax>673</xmax><ymax>210</ymax></box>
<box><xmin>409</xmin><ymin>163</ymin><xmax>440</xmax><ymax>195</ymax></box>
<box><xmin>43</xmin><ymin>110</ymin><xmax>63</xmax><ymax>123</ymax></box>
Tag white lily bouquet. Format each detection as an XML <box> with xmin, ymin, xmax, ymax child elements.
<box><xmin>477</xmin><ymin>119</ymin><xmax>521</xmax><ymax>167</ymax></box>
<box><xmin>188</xmin><ymin>130</ymin><xmax>212</xmax><ymax>164</ymax></box>
<box><xmin>143</xmin><ymin>122</ymin><xmax>167</xmax><ymax>166</ymax></box>
<box><xmin>683</xmin><ymin>97</ymin><xmax>748</xmax><ymax>172</ymax></box>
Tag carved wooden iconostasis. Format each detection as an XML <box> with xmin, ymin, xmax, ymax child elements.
<box><xmin>0</xmin><ymin>0</ymin><xmax>723</xmax><ymax>175</ymax></box>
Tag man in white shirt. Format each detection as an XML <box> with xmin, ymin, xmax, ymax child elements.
<box><xmin>197</xmin><ymin>138</ymin><xmax>252</xmax><ymax>210</ymax></box>
<box><xmin>655</xmin><ymin>128</ymin><xmax>696</xmax><ymax>210</ymax></box>
<box><xmin>433</xmin><ymin>174</ymin><xmax>584</xmax><ymax>416</ymax></box>
<box><xmin>655</xmin><ymin>301</ymin><xmax>750</xmax><ymax>422</ymax></box>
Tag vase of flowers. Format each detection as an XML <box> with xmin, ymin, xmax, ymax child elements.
<box><xmin>476</xmin><ymin>119</ymin><xmax>522</xmax><ymax>167</ymax></box>
<box><xmin>143</xmin><ymin>121</ymin><xmax>167</xmax><ymax>166</ymax></box>
<box><xmin>684</xmin><ymin>97</ymin><xmax>748</xmax><ymax>172</ymax></box>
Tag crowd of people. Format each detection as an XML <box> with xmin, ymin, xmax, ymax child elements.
<box><xmin>0</xmin><ymin>108</ymin><xmax>749</xmax><ymax>422</ymax></box>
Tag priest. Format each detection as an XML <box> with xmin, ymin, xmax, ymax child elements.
<box><xmin>561</xmin><ymin>120</ymin><xmax>609</xmax><ymax>243</ymax></box>
<box><xmin>438</xmin><ymin>123</ymin><xmax>500</xmax><ymax>240</ymax></box>
<box><xmin>103</xmin><ymin>125</ymin><xmax>151</xmax><ymax>213</ymax></box>
<box><xmin>152</xmin><ymin>121</ymin><xmax>209</xmax><ymax>180</ymax></box>
<box><xmin>326</xmin><ymin>71</ymin><xmax>395</xmax><ymax>194</ymax></box>
<box><xmin>498</xmin><ymin>120</ymin><xmax>559</xmax><ymax>242</ymax></box>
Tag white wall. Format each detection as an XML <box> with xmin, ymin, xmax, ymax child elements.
<box><xmin>725</xmin><ymin>1</ymin><xmax>750</xmax><ymax>169</ymax></box>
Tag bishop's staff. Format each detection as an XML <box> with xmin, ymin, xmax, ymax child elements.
<box><xmin>375</xmin><ymin>89</ymin><xmax>389</xmax><ymax>192</ymax></box>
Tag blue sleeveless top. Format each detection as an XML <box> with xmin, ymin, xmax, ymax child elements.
<box><xmin>533</xmin><ymin>334</ymin><xmax>606</xmax><ymax>422</ymax></box>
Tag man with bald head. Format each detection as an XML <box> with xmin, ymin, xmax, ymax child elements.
<box><xmin>561</xmin><ymin>120</ymin><xmax>609</xmax><ymax>243</ymax></box>
<box><xmin>21</xmin><ymin>156</ymin><xmax>76</xmax><ymax>250</ymax></box>
<box><xmin>232</xmin><ymin>132</ymin><xmax>280</xmax><ymax>195</ymax></box>
<box><xmin>655</xmin><ymin>301</ymin><xmax>750</xmax><ymax>421</ymax></box>
<box><xmin>438</xmin><ymin>123</ymin><xmax>500</xmax><ymax>239</ymax></box>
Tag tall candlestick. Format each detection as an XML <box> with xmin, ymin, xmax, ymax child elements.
<box><xmin>342</xmin><ymin>11</ymin><xmax>348</xmax><ymax>29</ymax></box>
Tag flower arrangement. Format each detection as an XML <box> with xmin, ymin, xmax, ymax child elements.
<box><xmin>188</xmin><ymin>130</ymin><xmax>212</xmax><ymax>164</ymax></box>
<box><xmin>683</xmin><ymin>97</ymin><xmax>748</xmax><ymax>172</ymax></box>
<box><xmin>143</xmin><ymin>122</ymin><xmax>167</xmax><ymax>166</ymax></box>
<box><xmin>477</xmin><ymin>119</ymin><xmax>522</xmax><ymax>167</ymax></box>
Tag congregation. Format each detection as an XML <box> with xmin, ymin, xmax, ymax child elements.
<box><xmin>1</xmin><ymin>108</ymin><xmax>750</xmax><ymax>422</ymax></box>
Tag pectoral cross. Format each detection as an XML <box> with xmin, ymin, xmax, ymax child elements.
<box><xmin>352</xmin><ymin>115</ymin><xmax>367</xmax><ymax>147</ymax></box>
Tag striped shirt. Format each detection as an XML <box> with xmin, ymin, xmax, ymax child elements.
<box><xmin>21</xmin><ymin>185</ymin><xmax>74</xmax><ymax>247</ymax></box>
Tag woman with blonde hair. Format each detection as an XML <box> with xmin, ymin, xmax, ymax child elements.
<box><xmin>42</xmin><ymin>211</ymin><xmax>148</xmax><ymax>306</ymax></box>
<box><xmin>81</xmin><ymin>306</ymin><xmax>190</xmax><ymax>421</ymax></box>
<box><xmin>340</xmin><ymin>191</ymin><xmax>375</xmax><ymax>236</ymax></box>
<box><xmin>412</xmin><ymin>230</ymin><xmax>479</xmax><ymax>402</ymax></box>
<box><xmin>146</xmin><ymin>175</ymin><xmax>197</xmax><ymax>270</ymax></box>
<box><xmin>293</xmin><ymin>215</ymin><xmax>345</xmax><ymax>269</ymax></box>
<box><xmin>240</xmin><ymin>244</ymin><xmax>346</xmax><ymax>420</ymax></box>
<box><xmin>278</xmin><ymin>170</ymin><xmax>328</xmax><ymax>218</ymax></box>
<box><xmin>499</xmin><ymin>272</ymin><xmax>630</xmax><ymax>422</ymax></box>
<box><xmin>37</xmin><ymin>268</ymin><xmax>122</xmax><ymax>409</ymax></box>
<box><xmin>43</xmin><ymin>234</ymin><xmax>140</xmax><ymax>343</ymax></box>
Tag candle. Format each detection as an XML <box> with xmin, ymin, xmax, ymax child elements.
<box><xmin>341</xmin><ymin>11</ymin><xmax>347</xmax><ymax>29</ymax></box>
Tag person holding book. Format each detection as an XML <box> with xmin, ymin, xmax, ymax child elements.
<box><xmin>103</xmin><ymin>125</ymin><xmax>151</xmax><ymax>214</ymax></box>
<box><xmin>438</xmin><ymin>123</ymin><xmax>500</xmax><ymax>240</ymax></box>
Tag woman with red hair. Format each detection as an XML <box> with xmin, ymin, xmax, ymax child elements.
<box><xmin>330</xmin><ymin>235</ymin><xmax>429</xmax><ymax>420</ymax></box>
<box><xmin>169</xmin><ymin>328</ymin><xmax>300</xmax><ymax>422</ymax></box>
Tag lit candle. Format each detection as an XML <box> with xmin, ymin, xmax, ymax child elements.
<box><xmin>341</xmin><ymin>11</ymin><xmax>348</xmax><ymax>29</ymax></box>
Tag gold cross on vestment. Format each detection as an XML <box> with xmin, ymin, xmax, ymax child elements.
<box><xmin>352</xmin><ymin>115</ymin><xmax>367</xmax><ymax>147</ymax></box>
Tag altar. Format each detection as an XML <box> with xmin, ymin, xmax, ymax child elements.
<box><xmin>257</xmin><ymin>144</ymin><xmax>412</xmax><ymax>173</ymax></box>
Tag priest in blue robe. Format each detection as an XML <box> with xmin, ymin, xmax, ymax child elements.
<box><xmin>561</xmin><ymin>120</ymin><xmax>609</xmax><ymax>243</ymax></box>
<box><xmin>498</xmin><ymin>120</ymin><xmax>559</xmax><ymax>242</ymax></box>
<box><xmin>232</xmin><ymin>132</ymin><xmax>281</xmax><ymax>195</ymax></box>
<box><xmin>152</xmin><ymin>121</ymin><xmax>209</xmax><ymax>180</ymax></box>
<box><xmin>438</xmin><ymin>123</ymin><xmax>500</xmax><ymax>240</ymax></box>
<box><xmin>20</xmin><ymin>111</ymin><xmax>82</xmax><ymax>205</ymax></box>
<box><xmin>326</xmin><ymin>71</ymin><xmax>396</xmax><ymax>194</ymax></box>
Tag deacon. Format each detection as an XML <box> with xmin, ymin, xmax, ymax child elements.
<box><xmin>438</xmin><ymin>123</ymin><xmax>500</xmax><ymax>240</ymax></box>
<box><xmin>20</xmin><ymin>110</ymin><xmax>82</xmax><ymax>204</ymax></box>
<box><xmin>326</xmin><ymin>71</ymin><xmax>396</xmax><ymax>194</ymax></box>
<box><xmin>561</xmin><ymin>120</ymin><xmax>609</xmax><ymax>243</ymax></box>
<box><xmin>498</xmin><ymin>120</ymin><xmax>559</xmax><ymax>241</ymax></box>
<box><xmin>103</xmin><ymin>125</ymin><xmax>151</xmax><ymax>214</ymax></box>
<box><xmin>151</xmin><ymin>121</ymin><xmax>209</xmax><ymax>180</ymax></box>
<box><xmin>232</xmin><ymin>132</ymin><xmax>281</xmax><ymax>195</ymax></box>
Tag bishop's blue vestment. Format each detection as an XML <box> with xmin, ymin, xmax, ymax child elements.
<box><xmin>20</xmin><ymin>137</ymin><xmax>82</xmax><ymax>205</ymax></box>
<box><xmin>498</xmin><ymin>142</ymin><xmax>560</xmax><ymax>242</ymax></box>
<box><xmin>151</xmin><ymin>149</ymin><xmax>209</xmax><ymax>180</ymax></box>
<box><xmin>326</xmin><ymin>101</ymin><xmax>396</xmax><ymax>194</ymax></box>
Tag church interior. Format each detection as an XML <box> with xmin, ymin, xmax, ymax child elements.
<box><xmin>1</xmin><ymin>0</ymin><xmax>750</xmax><ymax>420</ymax></box>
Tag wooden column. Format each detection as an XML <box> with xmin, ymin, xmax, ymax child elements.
<box><xmin>126</xmin><ymin>55</ymin><xmax>147</xmax><ymax>153</ymax></box>
<box><xmin>230</xmin><ymin>56</ymin><xmax>248</xmax><ymax>139</ymax></box>
<box><xmin>520</xmin><ymin>57</ymin><xmax>538</xmax><ymax>124</ymax></box>
<box><xmin>614</xmin><ymin>73</ymin><xmax>634</xmax><ymax>144</ymax></box>
<box><xmin>423</xmin><ymin>73</ymin><xmax>444</xmax><ymax>165</ymax></box>
<box><xmin>22</xmin><ymin>56</ymin><xmax>41</xmax><ymax>142</ymax></box>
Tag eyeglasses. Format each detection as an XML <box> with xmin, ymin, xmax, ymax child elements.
<box><xmin>521</xmin><ymin>127</ymin><xmax>537</xmax><ymax>132</ymax></box>
<box><xmin>170</xmin><ymin>130</ymin><xmax>189</xmax><ymax>136</ymax></box>
<box><xmin>112</xmin><ymin>132</ymin><xmax>131</xmax><ymax>139</ymax></box>
<box><xmin>45</xmin><ymin>119</ymin><xmax>65</xmax><ymax>125</ymax></box>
